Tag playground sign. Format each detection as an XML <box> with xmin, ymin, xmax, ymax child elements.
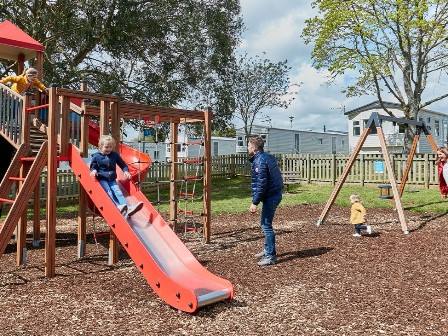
<box><xmin>374</xmin><ymin>161</ymin><xmax>384</xmax><ymax>174</ymax></box>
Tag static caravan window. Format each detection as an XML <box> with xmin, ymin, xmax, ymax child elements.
<box><xmin>318</xmin><ymin>138</ymin><xmax>323</xmax><ymax>144</ymax></box>
<box><xmin>353</xmin><ymin>121</ymin><xmax>360</xmax><ymax>136</ymax></box>
<box><xmin>213</xmin><ymin>141</ymin><xmax>219</xmax><ymax>156</ymax></box>
<box><xmin>434</xmin><ymin>120</ymin><xmax>440</xmax><ymax>136</ymax></box>
<box><xmin>398</xmin><ymin>124</ymin><xmax>406</xmax><ymax>134</ymax></box>
<box><xmin>237</xmin><ymin>136</ymin><xmax>244</xmax><ymax>146</ymax></box>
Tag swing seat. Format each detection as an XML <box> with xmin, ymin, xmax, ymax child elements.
<box><xmin>378</xmin><ymin>184</ymin><xmax>393</xmax><ymax>199</ymax></box>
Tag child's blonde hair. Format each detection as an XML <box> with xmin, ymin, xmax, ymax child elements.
<box><xmin>350</xmin><ymin>194</ymin><xmax>361</xmax><ymax>203</ymax></box>
<box><xmin>98</xmin><ymin>135</ymin><xmax>116</xmax><ymax>149</ymax></box>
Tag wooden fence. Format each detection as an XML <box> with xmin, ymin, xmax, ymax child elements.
<box><xmin>34</xmin><ymin>152</ymin><xmax>441</xmax><ymax>202</ymax></box>
<box><xmin>280</xmin><ymin>152</ymin><xmax>439</xmax><ymax>188</ymax></box>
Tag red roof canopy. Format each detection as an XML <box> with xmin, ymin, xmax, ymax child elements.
<box><xmin>0</xmin><ymin>20</ymin><xmax>44</xmax><ymax>61</ymax></box>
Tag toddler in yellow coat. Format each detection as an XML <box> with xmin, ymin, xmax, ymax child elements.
<box><xmin>0</xmin><ymin>68</ymin><xmax>46</xmax><ymax>95</ymax></box>
<box><xmin>350</xmin><ymin>194</ymin><xmax>372</xmax><ymax>237</ymax></box>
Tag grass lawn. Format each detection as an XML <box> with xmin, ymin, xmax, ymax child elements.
<box><xmin>3</xmin><ymin>176</ymin><xmax>446</xmax><ymax>220</ymax></box>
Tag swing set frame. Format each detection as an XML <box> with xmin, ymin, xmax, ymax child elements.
<box><xmin>316</xmin><ymin>112</ymin><xmax>439</xmax><ymax>234</ymax></box>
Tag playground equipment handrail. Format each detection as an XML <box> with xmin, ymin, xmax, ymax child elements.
<box><xmin>0</xmin><ymin>83</ymin><xmax>24</xmax><ymax>147</ymax></box>
<box><xmin>0</xmin><ymin>82</ymin><xmax>23</xmax><ymax>99</ymax></box>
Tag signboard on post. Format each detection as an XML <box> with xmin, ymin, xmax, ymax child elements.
<box><xmin>374</xmin><ymin>161</ymin><xmax>384</xmax><ymax>174</ymax></box>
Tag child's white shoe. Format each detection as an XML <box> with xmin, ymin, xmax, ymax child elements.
<box><xmin>366</xmin><ymin>225</ymin><xmax>373</xmax><ymax>234</ymax></box>
<box><xmin>352</xmin><ymin>233</ymin><xmax>361</xmax><ymax>237</ymax></box>
<box><xmin>118</xmin><ymin>204</ymin><xmax>128</xmax><ymax>215</ymax></box>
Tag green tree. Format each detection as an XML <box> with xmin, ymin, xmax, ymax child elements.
<box><xmin>225</xmin><ymin>53</ymin><xmax>295</xmax><ymax>141</ymax></box>
<box><xmin>0</xmin><ymin>0</ymin><xmax>242</xmax><ymax>117</ymax></box>
<box><xmin>302</xmin><ymin>0</ymin><xmax>448</xmax><ymax>149</ymax></box>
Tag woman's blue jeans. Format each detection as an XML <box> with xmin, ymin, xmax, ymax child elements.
<box><xmin>98</xmin><ymin>179</ymin><xmax>127</xmax><ymax>206</ymax></box>
<box><xmin>260</xmin><ymin>194</ymin><xmax>282</xmax><ymax>260</ymax></box>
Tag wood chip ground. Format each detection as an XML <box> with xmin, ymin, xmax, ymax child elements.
<box><xmin>1</xmin><ymin>204</ymin><xmax>447</xmax><ymax>335</ymax></box>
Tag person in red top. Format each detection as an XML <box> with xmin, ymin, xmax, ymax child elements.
<box><xmin>436</xmin><ymin>147</ymin><xmax>448</xmax><ymax>199</ymax></box>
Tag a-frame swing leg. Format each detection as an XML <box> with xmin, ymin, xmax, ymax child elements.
<box><xmin>399</xmin><ymin>129</ymin><xmax>438</xmax><ymax>198</ymax></box>
<box><xmin>316</xmin><ymin>127</ymin><xmax>371</xmax><ymax>226</ymax></box>
<box><xmin>377</xmin><ymin>127</ymin><xmax>409</xmax><ymax>234</ymax></box>
<box><xmin>426</xmin><ymin>134</ymin><xmax>439</xmax><ymax>152</ymax></box>
<box><xmin>399</xmin><ymin>133</ymin><xmax>419</xmax><ymax>197</ymax></box>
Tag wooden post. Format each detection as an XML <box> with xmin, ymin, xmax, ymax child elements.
<box><xmin>108</xmin><ymin>100</ymin><xmax>120</xmax><ymax>265</ymax></box>
<box><xmin>100</xmin><ymin>100</ymin><xmax>110</xmax><ymax>135</ymax></box>
<box><xmin>17</xmin><ymin>53</ymin><xmax>25</xmax><ymax>75</ymax></box>
<box><xmin>360</xmin><ymin>154</ymin><xmax>365</xmax><ymax>186</ymax></box>
<box><xmin>399</xmin><ymin>134</ymin><xmax>419</xmax><ymax>196</ymax></box>
<box><xmin>203</xmin><ymin>108</ymin><xmax>212</xmax><ymax>243</ymax></box>
<box><xmin>331</xmin><ymin>154</ymin><xmax>336</xmax><ymax>186</ymax></box>
<box><xmin>377</xmin><ymin>127</ymin><xmax>409</xmax><ymax>234</ymax></box>
<box><xmin>77</xmin><ymin>81</ymin><xmax>88</xmax><ymax>258</ymax></box>
<box><xmin>169</xmin><ymin>121</ymin><xmax>178</xmax><ymax>228</ymax></box>
<box><xmin>59</xmin><ymin>96</ymin><xmax>71</xmax><ymax>157</ymax></box>
<box><xmin>32</xmin><ymin>177</ymin><xmax>41</xmax><ymax>248</ymax></box>
<box><xmin>16</xmin><ymin>93</ymin><xmax>32</xmax><ymax>265</ymax></box>
<box><xmin>317</xmin><ymin>127</ymin><xmax>371</xmax><ymax>226</ymax></box>
<box><xmin>424</xmin><ymin>153</ymin><xmax>429</xmax><ymax>189</ymax></box>
<box><xmin>46</xmin><ymin>87</ymin><xmax>58</xmax><ymax>277</ymax></box>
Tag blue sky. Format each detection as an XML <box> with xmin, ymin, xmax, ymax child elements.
<box><xmin>238</xmin><ymin>0</ymin><xmax>448</xmax><ymax>132</ymax></box>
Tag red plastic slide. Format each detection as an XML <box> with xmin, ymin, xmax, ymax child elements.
<box><xmin>69</xmin><ymin>144</ymin><xmax>234</xmax><ymax>312</ymax></box>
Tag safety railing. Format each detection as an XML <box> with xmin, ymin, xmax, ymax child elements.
<box><xmin>0</xmin><ymin>83</ymin><xmax>24</xmax><ymax>146</ymax></box>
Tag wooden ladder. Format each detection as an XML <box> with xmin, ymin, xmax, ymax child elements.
<box><xmin>0</xmin><ymin>141</ymin><xmax>48</xmax><ymax>257</ymax></box>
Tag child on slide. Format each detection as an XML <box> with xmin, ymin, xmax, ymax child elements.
<box><xmin>90</xmin><ymin>135</ymin><xmax>143</xmax><ymax>217</ymax></box>
<box><xmin>436</xmin><ymin>147</ymin><xmax>448</xmax><ymax>199</ymax></box>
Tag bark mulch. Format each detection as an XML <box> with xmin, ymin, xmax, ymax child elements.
<box><xmin>1</xmin><ymin>204</ymin><xmax>447</xmax><ymax>335</ymax></box>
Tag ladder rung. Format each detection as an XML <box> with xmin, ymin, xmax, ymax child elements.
<box><xmin>0</xmin><ymin>197</ymin><xmax>15</xmax><ymax>204</ymax></box>
<box><xmin>178</xmin><ymin>209</ymin><xmax>194</xmax><ymax>215</ymax></box>
<box><xmin>179</xmin><ymin>192</ymin><xmax>195</xmax><ymax>197</ymax></box>
<box><xmin>20</xmin><ymin>156</ymin><xmax>36</xmax><ymax>162</ymax></box>
<box><xmin>9</xmin><ymin>177</ymin><xmax>25</xmax><ymax>181</ymax></box>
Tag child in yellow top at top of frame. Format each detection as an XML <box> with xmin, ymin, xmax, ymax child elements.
<box><xmin>0</xmin><ymin>67</ymin><xmax>47</xmax><ymax>95</ymax></box>
<box><xmin>349</xmin><ymin>194</ymin><xmax>373</xmax><ymax>237</ymax></box>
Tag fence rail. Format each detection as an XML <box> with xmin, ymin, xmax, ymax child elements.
<box><xmin>32</xmin><ymin>152</ymin><xmax>441</xmax><ymax>202</ymax></box>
